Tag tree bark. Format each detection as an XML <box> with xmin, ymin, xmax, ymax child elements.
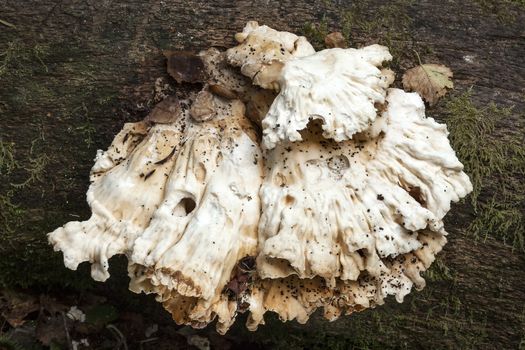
<box><xmin>0</xmin><ymin>0</ymin><xmax>523</xmax><ymax>348</ymax></box>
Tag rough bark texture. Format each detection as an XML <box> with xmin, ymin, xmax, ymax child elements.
<box><xmin>0</xmin><ymin>0</ymin><xmax>524</xmax><ymax>349</ymax></box>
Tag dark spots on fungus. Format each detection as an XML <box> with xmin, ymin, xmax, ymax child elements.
<box><xmin>143</xmin><ymin>169</ymin><xmax>156</xmax><ymax>180</ymax></box>
<box><xmin>155</xmin><ymin>146</ymin><xmax>177</xmax><ymax>165</ymax></box>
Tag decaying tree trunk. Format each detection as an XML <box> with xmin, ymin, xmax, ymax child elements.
<box><xmin>0</xmin><ymin>0</ymin><xmax>523</xmax><ymax>348</ymax></box>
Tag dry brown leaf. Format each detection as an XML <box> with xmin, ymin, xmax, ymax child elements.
<box><xmin>209</xmin><ymin>83</ymin><xmax>238</xmax><ymax>99</ymax></box>
<box><xmin>144</xmin><ymin>96</ymin><xmax>182</xmax><ymax>124</ymax></box>
<box><xmin>36</xmin><ymin>313</ymin><xmax>68</xmax><ymax>346</ymax></box>
<box><xmin>0</xmin><ymin>291</ymin><xmax>39</xmax><ymax>327</ymax></box>
<box><xmin>402</xmin><ymin>63</ymin><xmax>453</xmax><ymax>106</ymax></box>
<box><xmin>164</xmin><ymin>51</ymin><xmax>205</xmax><ymax>84</ymax></box>
<box><xmin>36</xmin><ymin>295</ymin><xmax>70</xmax><ymax>346</ymax></box>
<box><xmin>324</xmin><ymin>32</ymin><xmax>347</xmax><ymax>48</ymax></box>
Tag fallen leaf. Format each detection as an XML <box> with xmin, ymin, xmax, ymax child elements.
<box><xmin>36</xmin><ymin>296</ymin><xmax>70</xmax><ymax>347</ymax></box>
<box><xmin>402</xmin><ymin>63</ymin><xmax>453</xmax><ymax>106</ymax></box>
<box><xmin>144</xmin><ymin>95</ymin><xmax>182</xmax><ymax>124</ymax></box>
<box><xmin>324</xmin><ymin>32</ymin><xmax>347</xmax><ymax>48</ymax></box>
<box><xmin>0</xmin><ymin>291</ymin><xmax>39</xmax><ymax>327</ymax></box>
<box><xmin>35</xmin><ymin>313</ymin><xmax>68</xmax><ymax>346</ymax></box>
<box><xmin>190</xmin><ymin>90</ymin><xmax>217</xmax><ymax>122</ymax></box>
<box><xmin>164</xmin><ymin>51</ymin><xmax>205</xmax><ymax>84</ymax></box>
<box><xmin>225</xmin><ymin>256</ymin><xmax>256</xmax><ymax>297</ymax></box>
<box><xmin>209</xmin><ymin>84</ymin><xmax>238</xmax><ymax>99</ymax></box>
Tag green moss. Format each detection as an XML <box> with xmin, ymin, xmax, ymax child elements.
<box><xmin>340</xmin><ymin>1</ymin><xmax>413</xmax><ymax>40</ymax></box>
<box><xmin>445</xmin><ymin>91</ymin><xmax>510</xmax><ymax>206</ymax></box>
<box><xmin>339</xmin><ymin>0</ymin><xmax>417</xmax><ymax>67</ymax></box>
<box><xmin>0</xmin><ymin>139</ymin><xmax>17</xmax><ymax>175</ymax></box>
<box><xmin>0</xmin><ymin>129</ymin><xmax>85</xmax><ymax>288</ymax></box>
<box><xmin>0</xmin><ymin>33</ymin><xmax>127</xmax><ymax>290</ymax></box>
<box><xmin>234</xmin><ymin>315</ymin><xmax>391</xmax><ymax>350</ymax></box>
<box><xmin>408</xmin><ymin>294</ymin><xmax>488</xmax><ymax>349</ymax></box>
<box><xmin>474</xmin><ymin>0</ymin><xmax>525</xmax><ymax>23</ymax></box>
<box><xmin>424</xmin><ymin>258</ymin><xmax>457</xmax><ymax>284</ymax></box>
<box><xmin>0</xmin><ymin>191</ymin><xmax>24</xmax><ymax>234</ymax></box>
<box><xmin>0</xmin><ymin>335</ymin><xmax>26</xmax><ymax>350</ymax></box>
<box><xmin>10</xmin><ymin>132</ymin><xmax>49</xmax><ymax>189</ymax></box>
<box><xmin>0</xmin><ymin>40</ymin><xmax>50</xmax><ymax>79</ymax></box>
<box><xmin>230</xmin><ymin>291</ymin><xmax>488</xmax><ymax>349</ymax></box>
<box><xmin>444</xmin><ymin>90</ymin><xmax>525</xmax><ymax>251</ymax></box>
<box><xmin>302</xmin><ymin>16</ymin><xmax>329</xmax><ymax>50</ymax></box>
<box><xmin>73</xmin><ymin>103</ymin><xmax>98</xmax><ymax>149</ymax></box>
<box><xmin>0</xmin><ymin>139</ymin><xmax>24</xmax><ymax>233</ymax></box>
<box><xmin>301</xmin><ymin>0</ymin><xmax>432</xmax><ymax>69</ymax></box>
<box><xmin>468</xmin><ymin>194</ymin><xmax>524</xmax><ymax>250</ymax></box>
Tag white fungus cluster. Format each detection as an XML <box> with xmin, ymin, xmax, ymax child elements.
<box><xmin>262</xmin><ymin>45</ymin><xmax>393</xmax><ymax>148</ymax></box>
<box><xmin>49</xmin><ymin>21</ymin><xmax>472</xmax><ymax>334</ymax></box>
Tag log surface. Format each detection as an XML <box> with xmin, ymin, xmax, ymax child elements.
<box><xmin>0</xmin><ymin>0</ymin><xmax>524</xmax><ymax>348</ymax></box>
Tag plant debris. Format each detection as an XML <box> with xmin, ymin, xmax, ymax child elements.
<box><xmin>402</xmin><ymin>63</ymin><xmax>454</xmax><ymax>105</ymax></box>
<box><xmin>164</xmin><ymin>51</ymin><xmax>205</xmax><ymax>84</ymax></box>
<box><xmin>324</xmin><ymin>32</ymin><xmax>348</xmax><ymax>48</ymax></box>
<box><xmin>144</xmin><ymin>96</ymin><xmax>182</xmax><ymax>124</ymax></box>
<box><xmin>0</xmin><ymin>19</ymin><xmax>16</xmax><ymax>29</ymax></box>
<box><xmin>0</xmin><ymin>291</ymin><xmax>39</xmax><ymax>327</ymax></box>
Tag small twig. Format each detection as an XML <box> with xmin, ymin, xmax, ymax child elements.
<box><xmin>61</xmin><ymin>311</ymin><xmax>73</xmax><ymax>350</ymax></box>
<box><xmin>412</xmin><ymin>49</ymin><xmax>437</xmax><ymax>96</ymax></box>
<box><xmin>412</xmin><ymin>49</ymin><xmax>423</xmax><ymax>66</ymax></box>
<box><xmin>42</xmin><ymin>0</ymin><xmax>63</xmax><ymax>25</ymax></box>
<box><xmin>0</xmin><ymin>19</ymin><xmax>16</xmax><ymax>29</ymax></box>
<box><xmin>0</xmin><ymin>318</ymin><xmax>7</xmax><ymax>334</ymax></box>
<box><xmin>107</xmin><ymin>324</ymin><xmax>128</xmax><ymax>350</ymax></box>
<box><xmin>138</xmin><ymin>337</ymin><xmax>159</xmax><ymax>350</ymax></box>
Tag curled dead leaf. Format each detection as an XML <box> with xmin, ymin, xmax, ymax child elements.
<box><xmin>0</xmin><ymin>291</ymin><xmax>39</xmax><ymax>327</ymax></box>
<box><xmin>190</xmin><ymin>90</ymin><xmax>217</xmax><ymax>122</ymax></box>
<box><xmin>36</xmin><ymin>312</ymin><xmax>69</xmax><ymax>346</ymax></box>
<box><xmin>36</xmin><ymin>296</ymin><xmax>70</xmax><ymax>346</ymax></box>
<box><xmin>144</xmin><ymin>95</ymin><xmax>182</xmax><ymax>124</ymax></box>
<box><xmin>209</xmin><ymin>84</ymin><xmax>238</xmax><ymax>99</ymax></box>
<box><xmin>402</xmin><ymin>63</ymin><xmax>453</xmax><ymax>106</ymax></box>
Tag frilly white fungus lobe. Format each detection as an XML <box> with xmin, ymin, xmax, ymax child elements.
<box><xmin>262</xmin><ymin>45</ymin><xmax>393</xmax><ymax>149</ymax></box>
<box><xmin>49</xmin><ymin>23</ymin><xmax>472</xmax><ymax>334</ymax></box>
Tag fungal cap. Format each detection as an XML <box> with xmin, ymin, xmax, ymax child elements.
<box><xmin>262</xmin><ymin>45</ymin><xmax>393</xmax><ymax>149</ymax></box>
<box><xmin>226</xmin><ymin>21</ymin><xmax>315</xmax><ymax>90</ymax></box>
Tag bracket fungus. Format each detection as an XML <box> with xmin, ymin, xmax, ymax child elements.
<box><xmin>49</xmin><ymin>22</ymin><xmax>472</xmax><ymax>334</ymax></box>
<box><xmin>261</xmin><ymin>45</ymin><xmax>394</xmax><ymax>149</ymax></box>
<box><xmin>226</xmin><ymin>21</ymin><xmax>315</xmax><ymax>90</ymax></box>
